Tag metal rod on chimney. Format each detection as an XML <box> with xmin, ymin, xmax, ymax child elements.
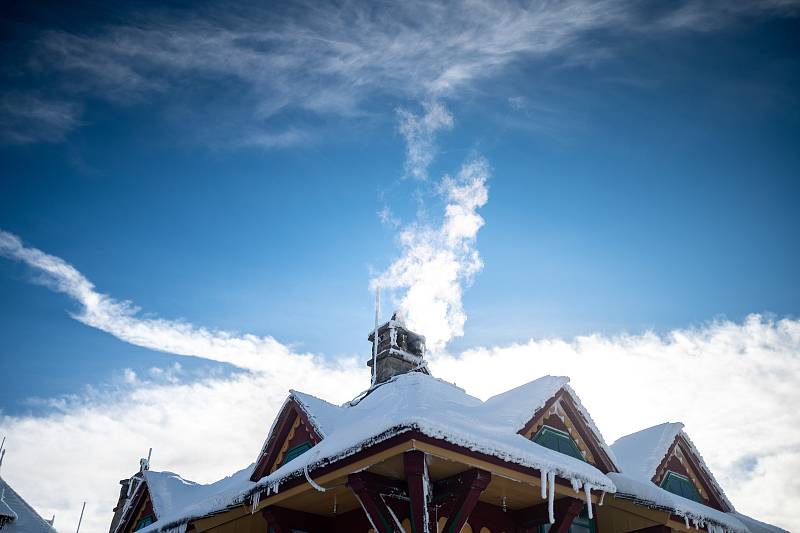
<box><xmin>75</xmin><ymin>501</ymin><xmax>86</xmax><ymax>533</ymax></box>
<box><xmin>371</xmin><ymin>287</ymin><xmax>380</xmax><ymax>387</ymax></box>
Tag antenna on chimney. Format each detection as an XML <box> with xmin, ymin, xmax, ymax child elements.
<box><xmin>0</xmin><ymin>436</ymin><xmax>6</xmax><ymax>475</ymax></box>
<box><xmin>140</xmin><ymin>447</ymin><xmax>152</xmax><ymax>472</ymax></box>
<box><xmin>370</xmin><ymin>287</ymin><xmax>381</xmax><ymax>387</ymax></box>
<box><xmin>75</xmin><ymin>501</ymin><xmax>86</xmax><ymax>533</ymax></box>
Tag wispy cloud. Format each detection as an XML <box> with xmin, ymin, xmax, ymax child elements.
<box><xmin>7</xmin><ymin>0</ymin><xmax>794</xmax><ymax>144</ymax></box>
<box><xmin>0</xmin><ymin>93</ymin><xmax>81</xmax><ymax>144</ymax></box>
<box><xmin>397</xmin><ymin>100</ymin><xmax>454</xmax><ymax>180</ymax></box>
<box><xmin>0</xmin><ymin>230</ymin><xmax>333</xmax><ymax>373</ymax></box>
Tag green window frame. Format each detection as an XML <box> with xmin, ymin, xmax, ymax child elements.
<box><xmin>280</xmin><ymin>441</ymin><xmax>313</xmax><ymax>466</ymax></box>
<box><xmin>532</xmin><ymin>425</ymin><xmax>585</xmax><ymax>461</ymax></box>
<box><xmin>539</xmin><ymin>506</ymin><xmax>596</xmax><ymax>533</ymax></box>
<box><xmin>134</xmin><ymin>515</ymin><xmax>154</xmax><ymax>531</ymax></box>
<box><xmin>660</xmin><ymin>471</ymin><xmax>702</xmax><ymax>502</ymax></box>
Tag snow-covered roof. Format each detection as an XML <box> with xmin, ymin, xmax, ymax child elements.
<box><xmin>143</xmin><ymin>467</ymin><xmax>254</xmax><ymax>521</ymax></box>
<box><xmin>0</xmin><ymin>476</ymin><xmax>56</xmax><ymax>533</ymax></box>
<box><xmin>128</xmin><ymin>465</ymin><xmax>254</xmax><ymax>533</ymax></box>
<box><xmin>611</xmin><ymin>422</ymin><xmax>685</xmax><ymax>481</ymax></box>
<box><xmin>257</xmin><ymin>372</ymin><xmax>615</xmax><ymax>494</ymax></box>
<box><xmin>609</xmin><ymin>473</ymin><xmax>748</xmax><ymax>533</ymax></box>
<box><xmin>611</xmin><ymin>422</ymin><xmax>734</xmax><ymax>511</ymax></box>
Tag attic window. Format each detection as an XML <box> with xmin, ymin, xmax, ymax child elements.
<box><xmin>134</xmin><ymin>515</ymin><xmax>154</xmax><ymax>531</ymax></box>
<box><xmin>280</xmin><ymin>441</ymin><xmax>313</xmax><ymax>467</ymax></box>
<box><xmin>532</xmin><ymin>425</ymin><xmax>584</xmax><ymax>461</ymax></box>
<box><xmin>660</xmin><ymin>471</ymin><xmax>702</xmax><ymax>502</ymax></box>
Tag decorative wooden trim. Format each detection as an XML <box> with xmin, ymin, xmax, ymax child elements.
<box><xmin>251</xmin><ymin>398</ymin><xmax>323</xmax><ymax>482</ymax></box>
<box><xmin>440</xmin><ymin>469</ymin><xmax>491</xmax><ymax>533</ymax></box>
<box><xmin>519</xmin><ymin>389</ymin><xmax>617</xmax><ymax>473</ymax></box>
<box><xmin>652</xmin><ymin>435</ymin><xmax>729</xmax><ymax>512</ymax></box>
<box><xmin>348</xmin><ymin>472</ymin><xmax>404</xmax><ymax>533</ymax></box>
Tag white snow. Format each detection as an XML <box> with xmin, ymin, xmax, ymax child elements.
<box><xmin>0</xmin><ymin>476</ymin><xmax>56</xmax><ymax>533</ymax></box>
<box><xmin>611</xmin><ymin>423</ymin><xmax>734</xmax><ymax>512</ymax></box>
<box><xmin>256</xmin><ymin>373</ymin><xmax>615</xmax><ymax>496</ymax></box>
<box><xmin>609</xmin><ymin>473</ymin><xmax>748</xmax><ymax>533</ymax></box>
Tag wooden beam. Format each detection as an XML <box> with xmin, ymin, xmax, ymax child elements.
<box><xmin>629</xmin><ymin>526</ymin><xmax>672</xmax><ymax>533</ymax></box>
<box><xmin>438</xmin><ymin>468</ymin><xmax>491</xmax><ymax>533</ymax></box>
<box><xmin>549</xmin><ymin>497</ymin><xmax>584</xmax><ymax>533</ymax></box>
<box><xmin>404</xmin><ymin>450</ymin><xmax>430</xmax><ymax>533</ymax></box>
<box><xmin>348</xmin><ymin>472</ymin><xmax>404</xmax><ymax>533</ymax></box>
<box><xmin>262</xmin><ymin>506</ymin><xmax>330</xmax><ymax>533</ymax></box>
<box><xmin>514</xmin><ymin>497</ymin><xmax>585</xmax><ymax>532</ymax></box>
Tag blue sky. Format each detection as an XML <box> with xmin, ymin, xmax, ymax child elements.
<box><xmin>1</xmin><ymin>1</ymin><xmax>798</xmax><ymax>411</ymax></box>
<box><xmin>0</xmin><ymin>2</ymin><xmax>799</xmax><ymax>531</ymax></box>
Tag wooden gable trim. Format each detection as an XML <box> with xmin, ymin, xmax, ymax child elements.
<box><xmin>652</xmin><ymin>435</ymin><xmax>729</xmax><ymax>512</ymax></box>
<box><xmin>518</xmin><ymin>389</ymin><xmax>617</xmax><ymax>473</ymax></box>
<box><xmin>117</xmin><ymin>480</ymin><xmax>155</xmax><ymax>533</ymax></box>
<box><xmin>251</xmin><ymin>398</ymin><xmax>323</xmax><ymax>482</ymax></box>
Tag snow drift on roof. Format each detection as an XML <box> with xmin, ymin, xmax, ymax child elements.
<box><xmin>611</xmin><ymin>422</ymin><xmax>684</xmax><ymax>481</ymax></box>
<box><xmin>0</xmin><ymin>476</ymin><xmax>56</xmax><ymax>533</ymax></box>
<box><xmin>611</xmin><ymin>422</ymin><xmax>734</xmax><ymax>512</ymax></box>
<box><xmin>609</xmin><ymin>473</ymin><xmax>747</xmax><ymax>532</ymax></box>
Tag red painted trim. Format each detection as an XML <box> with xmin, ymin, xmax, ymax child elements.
<box><xmin>652</xmin><ymin>436</ymin><xmax>728</xmax><ymax>512</ymax></box>
<box><xmin>441</xmin><ymin>469</ymin><xmax>491</xmax><ymax>533</ymax></box>
<box><xmin>549</xmin><ymin>497</ymin><xmax>584</xmax><ymax>533</ymax></box>
<box><xmin>404</xmin><ymin>450</ymin><xmax>428</xmax><ymax>533</ymax></box>
<box><xmin>251</xmin><ymin>398</ymin><xmax>323</xmax><ymax>482</ymax></box>
<box><xmin>348</xmin><ymin>472</ymin><xmax>403</xmax><ymax>533</ymax></box>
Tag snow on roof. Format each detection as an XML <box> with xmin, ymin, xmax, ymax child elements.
<box><xmin>611</xmin><ymin>422</ymin><xmax>734</xmax><ymax>511</ymax></box>
<box><xmin>257</xmin><ymin>372</ymin><xmax>616</xmax><ymax>494</ymax></box>
<box><xmin>135</xmin><ymin>465</ymin><xmax>255</xmax><ymax>533</ymax></box>
<box><xmin>609</xmin><ymin>473</ymin><xmax>748</xmax><ymax>533</ymax></box>
<box><xmin>731</xmin><ymin>512</ymin><xmax>790</xmax><ymax>533</ymax></box>
<box><xmin>0</xmin><ymin>476</ymin><xmax>56</xmax><ymax>533</ymax></box>
<box><xmin>143</xmin><ymin>466</ymin><xmax>254</xmax><ymax>520</ymax></box>
<box><xmin>291</xmin><ymin>389</ymin><xmax>344</xmax><ymax>438</ymax></box>
<box><xmin>611</xmin><ymin>422</ymin><xmax>685</xmax><ymax>481</ymax></box>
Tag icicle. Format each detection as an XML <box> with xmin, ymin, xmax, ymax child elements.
<box><xmin>333</xmin><ymin>494</ymin><xmax>337</xmax><ymax>515</ymax></box>
<box><xmin>684</xmin><ymin>515</ymin><xmax>690</xmax><ymax>529</ymax></box>
<box><xmin>547</xmin><ymin>471</ymin><xmax>556</xmax><ymax>524</ymax></box>
<box><xmin>250</xmin><ymin>491</ymin><xmax>261</xmax><ymax>514</ymax></box>
<box><xmin>502</xmin><ymin>495</ymin><xmax>507</xmax><ymax>513</ymax></box>
<box><xmin>355</xmin><ymin>494</ymin><xmax>379</xmax><ymax>533</ymax></box>
<box><xmin>304</xmin><ymin>463</ymin><xmax>327</xmax><ymax>492</ymax></box>
<box><xmin>598</xmin><ymin>491</ymin><xmax>605</xmax><ymax>506</ymax></box>
<box><xmin>421</xmin><ymin>455</ymin><xmax>431</xmax><ymax>533</ymax></box>
<box><xmin>583</xmin><ymin>484</ymin><xmax>593</xmax><ymax>519</ymax></box>
<box><xmin>571</xmin><ymin>477</ymin><xmax>582</xmax><ymax>493</ymax></box>
<box><xmin>540</xmin><ymin>469</ymin><xmax>548</xmax><ymax>499</ymax></box>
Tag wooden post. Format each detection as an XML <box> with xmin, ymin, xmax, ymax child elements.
<box><xmin>548</xmin><ymin>498</ymin><xmax>584</xmax><ymax>533</ymax></box>
<box><xmin>404</xmin><ymin>450</ymin><xmax>429</xmax><ymax>533</ymax></box>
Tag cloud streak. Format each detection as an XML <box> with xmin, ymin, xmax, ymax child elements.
<box><xmin>5</xmin><ymin>0</ymin><xmax>795</xmax><ymax>144</ymax></box>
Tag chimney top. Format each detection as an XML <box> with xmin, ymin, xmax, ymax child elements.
<box><xmin>367</xmin><ymin>311</ymin><xmax>429</xmax><ymax>384</ymax></box>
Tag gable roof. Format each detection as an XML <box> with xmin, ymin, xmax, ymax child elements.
<box><xmin>253</xmin><ymin>372</ymin><xmax>616</xmax><ymax>494</ymax></box>
<box><xmin>0</xmin><ymin>476</ymin><xmax>56</xmax><ymax>533</ymax></box>
<box><xmin>611</xmin><ymin>422</ymin><xmax>733</xmax><ymax>511</ymax></box>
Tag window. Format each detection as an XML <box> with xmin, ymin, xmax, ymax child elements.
<box><xmin>532</xmin><ymin>426</ymin><xmax>584</xmax><ymax>461</ymax></box>
<box><xmin>280</xmin><ymin>441</ymin><xmax>313</xmax><ymax>466</ymax></box>
<box><xmin>539</xmin><ymin>506</ymin><xmax>595</xmax><ymax>533</ymax></box>
<box><xmin>134</xmin><ymin>515</ymin><xmax>154</xmax><ymax>531</ymax></box>
<box><xmin>660</xmin><ymin>471</ymin><xmax>702</xmax><ymax>502</ymax></box>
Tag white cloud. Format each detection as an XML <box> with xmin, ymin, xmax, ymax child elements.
<box><xmin>372</xmin><ymin>157</ymin><xmax>488</xmax><ymax>352</ymax></box>
<box><xmin>397</xmin><ymin>100</ymin><xmax>454</xmax><ymax>180</ymax></box>
<box><xmin>0</xmin><ymin>93</ymin><xmax>81</xmax><ymax>144</ymax></box>
<box><xmin>1</xmin><ymin>231</ymin><xmax>799</xmax><ymax>532</ymax></box>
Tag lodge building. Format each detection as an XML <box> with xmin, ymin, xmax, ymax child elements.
<box><xmin>109</xmin><ymin>314</ymin><xmax>786</xmax><ymax>533</ymax></box>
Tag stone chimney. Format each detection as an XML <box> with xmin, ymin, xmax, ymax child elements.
<box><xmin>367</xmin><ymin>311</ymin><xmax>430</xmax><ymax>384</ymax></box>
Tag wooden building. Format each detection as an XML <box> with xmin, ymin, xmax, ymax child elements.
<box><xmin>110</xmin><ymin>315</ymin><xmax>785</xmax><ymax>533</ymax></box>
